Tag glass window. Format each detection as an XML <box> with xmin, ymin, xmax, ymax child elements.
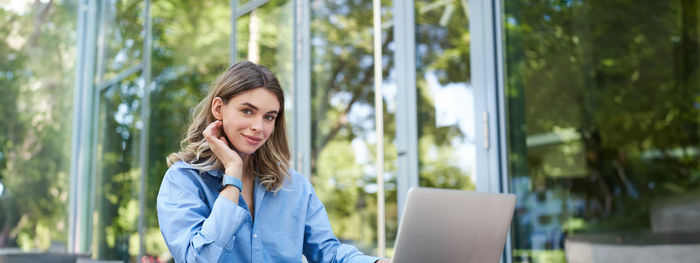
<box><xmin>503</xmin><ymin>1</ymin><xmax>700</xmax><ymax>262</ymax></box>
<box><xmin>99</xmin><ymin>0</ymin><xmax>145</xmax><ymax>81</ymax></box>
<box><xmin>93</xmin><ymin>73</ymin><xmax>143</xmax><ymax>262</ymax></box>
<box><xmin>0</xmin><ymin>0</ymin><xmax>76</xmax><ymax>251</ymax></box>
<box><xmin>415</xmin><ymin>0</ymin><xmax>475</xmax><ymax>191</ymax></box>
<box><xmin>310</xmin><ymin>0</ymin><xmax>396</xmax><ymax>256</ymax></box>
<box><xmin>237</xmin><ymin>0</ymin><xmax>252</xmax><ymax>7</ymax></box>
<box><xmin>146</xmin><ymin>0</ymin><xmax>230</xmax><ymax>261</ymax></box>
<box><xmin>236</xmin><ymin>0</ymin><xmax>295</xmax><ymax>154</ymax></box>
<box><xmin>380</xmin><ymin>4</ymin><xmax>397</xmax><ymax>257</ymax></box>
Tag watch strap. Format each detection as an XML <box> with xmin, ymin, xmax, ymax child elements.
<box><xmin>222</xmin><ymin>174</ymin><xmax>243</xmax><ymax>191</ymax></box>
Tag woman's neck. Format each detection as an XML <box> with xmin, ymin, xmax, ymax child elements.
<box><xmin>240</xmin><ymin>154</ymin><xmax>254</xmax><ymax>181</ymax></box>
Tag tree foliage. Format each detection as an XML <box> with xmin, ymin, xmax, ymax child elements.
<box><xmin>504</xmin><ymin>0</ymin><xmax>699</xmax><ymax>256</ymax></box>
<box><xmin>3</xmin><ymin>0</ymin><xmax>483</xmax><ymax>260</ymax></box>
<box><xmin>0</xmin><ymin>0</ymin><xmax>76</xmax><ymax>250</ymax></box>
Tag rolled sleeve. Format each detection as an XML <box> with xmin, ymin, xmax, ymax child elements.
<box><xmin>200</xmin><ymin>195</ymin><xmax>249</xmax><ymax>246</ymax></box>
<box><xmin>335</xmin><ymin>245</ymin><xmax>382</xmax><ymax>263</ymax></box>
<box><xmin>157</xmin><ymin>168</ymin><xmax>248</xmax><ymax>262</ymax></box>
<box><xmin>302</xmin><ymin>186</ymin><xmax>379</xmax><ymax>263</ymax></box>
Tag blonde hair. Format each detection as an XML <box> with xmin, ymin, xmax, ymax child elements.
<box><xmin>167</xmin><ymin>61</ymin><xmax>291</xmax><ymax>192</ymax></box>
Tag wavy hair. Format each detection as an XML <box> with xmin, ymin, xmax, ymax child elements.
<box><xmin>167</xmin><ymin>61</ymin><xmax>290</xmax><ymax>192</ymax></box>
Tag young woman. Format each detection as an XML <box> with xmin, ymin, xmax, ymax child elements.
<box><xmin>157</xmin><ymin>61</ymin><xmax>390</xmax><ymax>263</ymax></box>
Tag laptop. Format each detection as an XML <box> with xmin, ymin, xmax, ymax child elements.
<box><xmin>391</xmin><ymin>187</ymin><xmax>516</xmax><ymax>263</ymax></box>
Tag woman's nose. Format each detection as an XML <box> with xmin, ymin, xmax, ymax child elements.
<box><xmin>250</xmin><ymin>117</ymin><xmax>263</xmax><ymax>131</ymax></box>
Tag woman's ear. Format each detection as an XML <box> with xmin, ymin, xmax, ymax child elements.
<box><xmin>211</xmin><ymin>97</ymin><xmax>224</xmax><ymax>120</ymax></box>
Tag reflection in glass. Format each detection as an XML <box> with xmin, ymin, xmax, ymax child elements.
<box><xmin>146</xmin><ymin>0</ymin><xmax>231</xmax><ymax>260</ymax></box>
<box><xmin>503</xmin><ymin>1</ymin><xmax>700</xmax><ymax>262</ymax></box>
<box><xmin>415</xmin><ymin>0</ymin><xmax>475</xmax><ymax>191</ymax></box>
<box><xmin>100</xmin><ymin>0</ymin><xmax>145</xmax><ymax>81</ymax></box>
<box><xmin>94</xmin><ymin>73</ymin><xmax>143</xmax><ymax>262</ymax></box>
<box><xmin>236</xmin><ymin>0</ymin><xmax>295</xmax><ymax>154</ymax></box>
<box><xmin>0</xmin><ymin>0</ymin><xmax>75</xmax><ymax>251</ymax></box>
<box><xmin>310</xmin><ymin>0</ymin><xmax>396</xmax><ymax>256</ymax></box>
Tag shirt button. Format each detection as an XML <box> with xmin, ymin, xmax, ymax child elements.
<box><xmin>252</xmin><ymin>234</ymin><xmax>258</xmax><ymax>239</ymax></box>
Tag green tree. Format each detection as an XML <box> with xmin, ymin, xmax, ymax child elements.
<box><xmin>503</xmin><ymin>0</ymin><xmax>699</xmax><ymax>259</ymax></box>
<box><xmin>415</xmin><ymin>0</ymin><xmax>475</xmax><ymax>191</ymax></box>
<box><xmin>145</xmin><ymin>0</ymin><xmax>231</xmax><ymax>259</ymax></box>
<box><xmin>0</xmin><ymin>0</ymin><xmax>76</xmax><ymax>250</ymax></box>
<box><xmin>310</xmin><ymin>0</ymin><xmax>476</xmax><ymax>254</ymax></box>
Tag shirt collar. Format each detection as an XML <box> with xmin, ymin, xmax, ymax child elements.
<box><xmin>204</xmin><ymin>168</ymin><xmax>224</xmax><ymax>179</ymax></box>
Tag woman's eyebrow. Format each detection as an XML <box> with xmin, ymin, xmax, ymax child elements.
<box><xmin>241</xmin><ymin>102</ymin><xmax>279</xmax><ymax>114</ymax></box>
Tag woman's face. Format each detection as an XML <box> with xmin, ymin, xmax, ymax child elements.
<box><xmin>214</xmin><ymin>88</ymin><xmax>280</xmax><ymax>156</ymax></box>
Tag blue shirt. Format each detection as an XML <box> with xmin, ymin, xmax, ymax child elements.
<box><xmin>157</xmin><ymin>161</ymin><xmax>380</xmax><ymax>263</ymax></box>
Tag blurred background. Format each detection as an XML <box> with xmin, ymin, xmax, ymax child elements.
<box><xmin>0</xmin><ymin>0</ymin><xmax>698</xmax><ymax>262</ymax></box>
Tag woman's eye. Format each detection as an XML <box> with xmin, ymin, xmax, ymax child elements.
<box><xmin>242</xmin><ymin>109</ymin><xmax>253</xmax><ymax>115</ymax></box>
<box><xmin>264</xmin><ymin>115</ymin><xmax>276</xmax><ymax>121</ymax></box>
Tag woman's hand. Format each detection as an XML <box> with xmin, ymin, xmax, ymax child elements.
<box><xmin>203</xmin><ymin>120</ymin><xmax>243</xmax><ymax>179</ymax></box>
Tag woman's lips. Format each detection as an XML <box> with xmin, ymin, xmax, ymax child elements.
<box><xmin>242</xmin><ymin>134</ymin><xmax>262</xmax><ymax>145</ymax></box>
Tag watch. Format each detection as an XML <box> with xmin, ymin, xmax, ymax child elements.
<box><xmin>222</xmin><ymin>174</ymin><xmax>243</xmax><ymax>191</ymax></box>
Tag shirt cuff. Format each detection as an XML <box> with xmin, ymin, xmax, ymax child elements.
<box><xmin>200</xmin><ymin>195</ymin><xmax>249</xmax><ymax>247</ymax></box>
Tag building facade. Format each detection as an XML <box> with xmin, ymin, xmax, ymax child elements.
<box><xmin>0</xmin><ymin>0</ymin><xmax>698</xmax><ymax>262</ymax></box>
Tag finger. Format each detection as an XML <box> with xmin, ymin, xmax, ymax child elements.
<box><xmin>205</xmin><ymin>122</ymin><xmax>231</xmax><ymax>150</ymax></box>
<box><xmin>202</xmin><ymin>120</ymin><xmax>220</xmax><ymax>138</ymax></box>
<box><xmin>202</xmin><ymin>121</ymin><xmax>215</xmax><ymax>137</ymax></box>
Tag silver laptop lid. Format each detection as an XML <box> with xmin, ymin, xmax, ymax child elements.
<box><xmin>392</xmin><ymin>187</ymin><xmax>516</xmax><ymax>263</ymax></box>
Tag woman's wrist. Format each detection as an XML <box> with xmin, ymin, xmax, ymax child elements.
<box><xmin>224</xmin><ymin>167</ymin><xmax>242</xmax><ymax>179</ymax></box>
<box><xmin>219</xmin><ymin>185</ymin><xmax>240</xmax><ymax>203</ymax></box>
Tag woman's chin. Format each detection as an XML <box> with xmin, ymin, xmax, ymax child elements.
<box><xmin>232</xmin><ymin>145</ymin><xmax>257</xmax><ymax>156</ymax></box>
